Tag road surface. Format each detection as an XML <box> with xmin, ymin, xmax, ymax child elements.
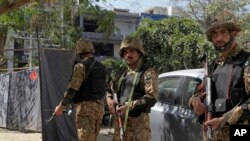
<box><xmin>0</xmin><ymin>127</ymin><xmax>113</xmax><ymax>141</ymax></box>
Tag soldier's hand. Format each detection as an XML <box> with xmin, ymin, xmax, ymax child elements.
<box><xmin>204</xmin><ymin>117</ymin><xmax>224</xmax><ymax>130</ymax></box>
<box><xmin>191</xmin><ymin>92</ymin><xmax>206</xmax><ymax>115</ymax></box>
<box><xmin>117</xmin><ymin>105</ymin><xmax>127</xmax><ymax>117</ymax></box>
<box><xmin>54</xmin><ymin>104</ymin><xmax>64</xmax><ymax>116</ymax></box>
<box><xmin>107</xmin><ymin>97</ymin><xmax>116</xmax><ymax>115</ymax></box>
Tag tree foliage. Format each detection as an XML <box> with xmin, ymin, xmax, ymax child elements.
<box><xmin>0</xmin><ymin>0</ymin><xmax>115</xmax><ymax>49</ymax></box>
<box><xmin>134</xmin><ymin>17</ymin><xmax>211</xmax><ymax>73</ymax></box>
<box><xmin>134</xmin><ymin>1</ymin><xmax>250</xmax><ymax>73</ymax></box>
<box><xmin>176</xmin><ymin>0</ymin><xmax>250</xmax><ymax>50</ymax></box>
<box><xmin>0</xmin><ymin>0</ymin><xmax>115</xmax><ymax>69</ymax></box>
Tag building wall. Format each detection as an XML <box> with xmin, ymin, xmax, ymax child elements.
<box><xmin>4</xmin><ymin>9</ymin><xmax>140</xmax><ymax>62</ymax></box>
<box><xmin>82</xmin><ymin>9</ymin><xmax>140</xmax><ymax>58</ymax></box>
<box><xmin>114</xmin><ymin>44</ymin><xmax>120</xmax><ymax>58</ymax></box>
<box><xmin>115</xmin><ymin>21</ymin><xmax>137</xmax><ymax>36</ymax></box>
<box><xmin>112</xmin><ymin>10</ymin><xmax>140</xmax><ymax>57</ymax></box>
<box><xmin>145</xmin><ymin>6</ymin><xmax>168</xmax><ymax>15</ymax></box>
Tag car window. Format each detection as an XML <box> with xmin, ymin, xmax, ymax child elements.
<box><xmin>182</xmin><ymin>77</ymin><xmax>202</xmax><ymax>108</ymax></box>
<box><xmin>158</xmin><ymin>76</ymin><xmax>180</xmax><ymax>105</ymax></box>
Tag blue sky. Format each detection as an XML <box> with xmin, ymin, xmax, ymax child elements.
<box><xmin>97</xmin><ymin>0</ymin><xmax>175</xmax><ymax>13</ymax></box>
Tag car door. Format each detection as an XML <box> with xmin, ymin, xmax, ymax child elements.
<box><xmin>150</xmin><ymin>75</ymin><xmax>202</xmax><ymax>141</ymax></box>
<box><xmin>177</xmin><ymin>76</ymin><xmax>202</xmax><ymax>141</ymax></box>
<box><xmin>150</xmin><ymin>76</ymin><xmax>182</xmax><ymax>141</ymax></box>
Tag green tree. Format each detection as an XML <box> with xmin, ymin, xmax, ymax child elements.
<box><xmin>0</xmin><ymin>0</ymin><xmax>115</xmax><ymax>69</ymax></box>
<box><xmin>134</xmin><ymin>17</ymin><xmax>210</xmax><ymax>73</ymax></box>
<box><xmin>177</xmin><ymin>0</ymin><xmax>250</xmax><ymax>50</ymax></box>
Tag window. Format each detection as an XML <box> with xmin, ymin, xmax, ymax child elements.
<box><xmin>14</xmin><ymin>39</ymin><xmax>27</xmax><ymax>68</ymax></box>
<box><xmin>93</xmin><ymin>43</ymin><xmax>114</xmax><ymax>56</ymax></box>
<box><xmin>158</xmin><ymin>76</ymin><xmax>180</xmax><ymax>105</ymax></box>
<box><xmin>182</xmin><ymin>77</ymin><xmax>202</xmax><ymax>108</ymax></box>
<box><xmin>83</xmin><ymin>18</ymin><xmax>99</xmax><ymax>32</ymax></box>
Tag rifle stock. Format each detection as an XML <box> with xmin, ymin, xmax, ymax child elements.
<box><xmin>113</xmin><ymin>92</ymin><xmax>125</xmax><ymax>141</ymax></box>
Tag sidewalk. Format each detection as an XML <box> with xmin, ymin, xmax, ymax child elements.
<box><xmin>97</xmin><ymin>127</ymin><xmax>113</xmax><ymax>141</ymax></box>
<box><xmin>0</xmin><ymin>126</ymin><xmax>113</xmax><ymax>141</ymax></box>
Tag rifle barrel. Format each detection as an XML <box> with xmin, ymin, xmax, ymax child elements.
<box><xmin>204</xmin><ymin>53</ymin><xmax>213</xmax><ymax>140</ymax></box>
<box><xmin>113</xmin><ymin>92</ymin><xmax>125</xmax><ymax>141</ymax></box>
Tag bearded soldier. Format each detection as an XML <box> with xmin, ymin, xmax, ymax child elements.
<box><xmin>106</xmin><ymin>36</ymin><xmax>158</xmax><ymax>141</ymax></box>
<box><xmin>189</xmin><ymin>10</ymin><xmax>250</xmax><ymax>141</ymax></box>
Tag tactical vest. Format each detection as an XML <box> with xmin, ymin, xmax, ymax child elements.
<box><xmin>72</xmin><ymin>57</ymin><xmax>106</xmax><ymax>104</ymax></box>
<box><xmin>212</xmin><ymin>50</ymin><xmax>250</xmax><ymax>116</ymax></box>
<box><xmin>115</xmin><ymin>64</ymin><xmax>149</xmax><ymax>117</ymax></box>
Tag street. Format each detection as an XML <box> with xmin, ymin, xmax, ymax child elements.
<box><xmin>0</xmin><ymin>127</ymin><xmax>113</xmax><ymax>141</ymax></box>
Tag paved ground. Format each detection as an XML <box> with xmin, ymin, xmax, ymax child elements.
<box><xmin>0</xmin><ymin>126</ymin><xmax>113</xmax><ymax>141</ymax></box>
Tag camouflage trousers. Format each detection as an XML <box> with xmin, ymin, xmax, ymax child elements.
<box><xmin>202</xmin><ymin>120</ymin><xmax>249</xmax><ymax>141</ymax></box>
<box><xmin>76</xmin><ymin>100</ymin><xmax>104</xmax><ymax>141</ymax></box>
<box><xmin>113</xmin><ymin>112</ymin><xmax>151</xmax><ymax>141</ymax></box>
<box><xmin>202</xmin><ymin>125</ymin><xmax>230</xmax><ymax>141</ymax></box>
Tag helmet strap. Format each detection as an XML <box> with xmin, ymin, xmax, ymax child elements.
<box><xmin>213</xmin><ymin>35</ymin><xmax>235</xmax><ymax>52</ymax></box>
<box><xmin>76</xmin><ymin>54</ymin><xmax>82</xmax><ymax>62</ymax></box>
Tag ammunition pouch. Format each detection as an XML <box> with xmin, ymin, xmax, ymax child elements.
<box><xmin>214</xmin><ymin>99</ymin><xmax>230</xmax><ymax>112</ymax></box>
<box><xmin>214</xmin><ymin>88</ymin><xmax>246</xmax><ymax>113</ymax></box>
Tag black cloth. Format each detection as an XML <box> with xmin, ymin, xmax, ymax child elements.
<box><xmin>40</xmin><ymin>48</ymin><xmax>78</xmax><ymax>141</ymax></box>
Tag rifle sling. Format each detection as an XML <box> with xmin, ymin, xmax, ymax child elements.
<box><xmin>124</xmin><ymin>72</ymin><xmax>138</xmax><ymax>131</ymax></box>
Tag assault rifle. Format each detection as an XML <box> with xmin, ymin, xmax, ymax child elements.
<box><xmin>200</xmin><ymin>54</ymin><xmax>213</xmax><ymax>141</ymax></box>
<box><xmin>45</xmin><ymin>103</ymin><xmax>73</xmax><ymax>125</ymax></box>
<box><xmin>113</xmin><ymin>92</ymin><xmax>125</xmax><ymax>141</ymax></box>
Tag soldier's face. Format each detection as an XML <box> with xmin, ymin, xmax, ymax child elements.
<box><xmin>123</xmin><ymin>48</ymin><xmax>140</xmax><ymax>66</ymax></box>
<box><xmin>211</xmin><ymin>27</ymin><xmax>230</xmax><ymax>48</ymax></box>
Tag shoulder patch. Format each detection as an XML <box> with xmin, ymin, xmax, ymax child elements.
<box><xmin>145</xmin><ymin>72</ymin><xmax>152</xmax><ymax>80</ymax></box>
<box><xmin>144</xmin><ymin>68</ymin><xmax>157</xmax><ymax>80</ymax></box>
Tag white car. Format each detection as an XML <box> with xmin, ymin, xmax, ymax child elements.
<box><xmin>150</xmin><ymin>69</ymin><xmax>204</xmax><ymax>141</ymax></box>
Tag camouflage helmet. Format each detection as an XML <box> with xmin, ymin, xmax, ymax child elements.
<box><xmin>75</xmin><ymin>39</ymin><xmax>95</xmax><ymax>54</ymax></box>
<box><xmin>205</xmin><ymin>10</ymin><xmax>241</xmax><ymax>41</ymax></box>
<box><xmin>119</xmin><ymin>37</ymin><xmax>145</xmax><ymax>58</ymax></box>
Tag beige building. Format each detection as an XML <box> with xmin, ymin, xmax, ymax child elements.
<box><xmin>82</xmin><ymin>8</ymin><xmax>140</xmax><ymax>58</ymax></box>
<box><xmin>144</xmin><ymin>6</ymin><xmax>179</xmax><ymax>16</ymax></box>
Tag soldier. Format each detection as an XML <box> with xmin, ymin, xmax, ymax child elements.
<box><xmin>106</xmin><ymin>36</ymin><xmax>158</xmax><ymax>141</ymax></box>
<box><xmin>189</xmin><ymin>10</ymin><xmax>250</xmax><ymax>141</ymax></box>
<box><xmin>54</xmin><ymin>39</ymin><xmax>107</xmax><ymax>141</ymax></box>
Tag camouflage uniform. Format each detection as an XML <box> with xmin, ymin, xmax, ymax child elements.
<box><xmin>76</xmin><ymin>100</ymin><xmax>104</xmax><ymax>141</ymax></box>
<box><xmin>189</xmin><ymin>10</ymin><xmax>250</xmax><ymax>141</ymax></box>
<box><xmin>200</xmin><ymin>48</ymin><xmax>250</xmax><ymax>141</ymax></box>
<box><xmin>71</xmin><ymin>61</ymin><xmax>104</xmax><ymax>141</ymax></box>
<box><xmin>112</xmin><ymin>65</ymin><xmax>158</xmax><ymax>141</ymax></box>
<box><xmin>59</xmin><ymin>39</ymin><xmax>105</xmax><ymax>141</ymax></box>
<box><xmin>106</xmin><ymin>37</ymin><xmax>158</xmax><ymax>141</ymax></box>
